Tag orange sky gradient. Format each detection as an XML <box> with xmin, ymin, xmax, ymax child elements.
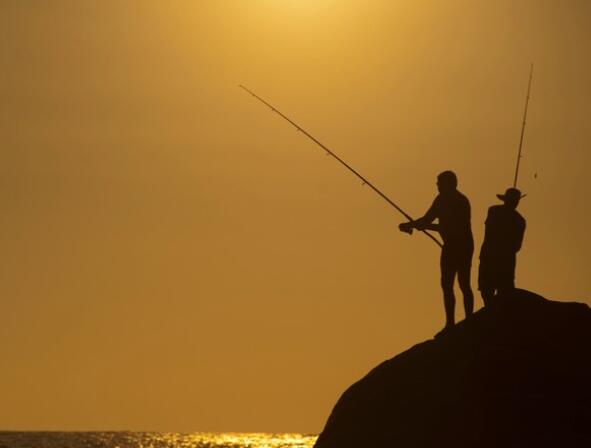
<box><xmin>1</xmin><ymin>0</ymin><xmax>590</xmax><ymax>433</ymax></box>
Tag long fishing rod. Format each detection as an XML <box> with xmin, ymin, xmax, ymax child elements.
<box><xmin>239</xmin><ymin>85</ymin><xmax>443</xmax><ymax>248</ymax></box>
<box><xmin>513</xmin><ymin>63</ymin><xmax>534</xmax><ymax>188</ymax></box>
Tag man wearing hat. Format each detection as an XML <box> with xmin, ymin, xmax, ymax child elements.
<box><xmin>478</xmin><ymin>187</ymin><xmax>527</xmax><ymax>305</ymax></box>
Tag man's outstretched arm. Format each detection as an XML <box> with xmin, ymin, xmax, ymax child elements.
<box><xmin>399</xmin><ymin>198</ymin><xmax>440</xmax><ymax>234</ymax></box>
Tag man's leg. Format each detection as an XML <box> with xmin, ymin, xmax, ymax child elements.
<box><xmin>440</xmin><ymin>252</ymin><xmax>456</xmax><ymax>328</ymax></box>
<box><xmin>458</xmin><ymin>261</ymin><xmax>474</xmax><ymax>318</ymax></box>
<box><xmin>478</xmin><ymin>258</ymin><xmax>494</xmax><ymax>307</ymax></box>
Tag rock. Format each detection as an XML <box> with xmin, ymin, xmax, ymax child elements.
<box><xmin>314</xmin><ymin>289</ymin><xmax>591</xmax><ymax>448</ymax></box>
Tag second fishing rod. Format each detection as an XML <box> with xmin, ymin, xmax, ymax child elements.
<box><xmin>239</xmin><ymin>85</ymin><xmax>443</xmax><ymax>248</ymax></box>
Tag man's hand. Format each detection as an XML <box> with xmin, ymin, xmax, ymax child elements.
<box><xmin>399</xmin><ymin>222</ymin><xmax>414</xmax><ymax>234</ymax></box>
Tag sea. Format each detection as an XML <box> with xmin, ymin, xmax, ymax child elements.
<box><xmin>0</xmin><ymin>432</ymin><xmax>317</xmax><ymax>448</ymax></box>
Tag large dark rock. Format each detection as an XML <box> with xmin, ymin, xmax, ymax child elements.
<box><xmin>314</xmin><ymin>289</ymin><xmax>591</xmax><ymax>448</ymax></box>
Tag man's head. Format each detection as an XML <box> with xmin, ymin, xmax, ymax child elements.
<box><xmin>497</xmin><ymin>187</ymin><xmax>524</xmax><ymax>209</ymax></box>
<box><xmin>437</xmin><ymin>170</ymin><xmax>458</xmax><ymax>194</ymax></box>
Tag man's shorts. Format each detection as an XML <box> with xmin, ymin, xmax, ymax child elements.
<box><xmin>440</xmin><ymin>245</ymin><xmax>473</xmax><ymax>271</ymax></box>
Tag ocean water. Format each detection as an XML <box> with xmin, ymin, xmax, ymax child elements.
<box><xmin>0</xmin><ymin>432</ymin><xmax>317</xmax><ymax>448</ymax></box>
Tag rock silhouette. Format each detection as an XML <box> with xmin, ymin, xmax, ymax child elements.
<box><xmin>314</xmin><ymin>289</ymin><xmax>591</xmax><ymax>448</ymax></box>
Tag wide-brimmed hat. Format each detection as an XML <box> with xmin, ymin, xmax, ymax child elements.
<box><xmin>497</xmin><ymin>187</ymin><xmax>525</xmax><ymax>202</ymax></box>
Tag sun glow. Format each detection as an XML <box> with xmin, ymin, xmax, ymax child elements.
<box><xmin>148</xmin><ymin>432</ymin><xmax>317</xmax><ymax>448</ymax></box>
<box><xmin>258</xmin><ymin>0</ymin><xmax>356</xmax><ymax>21</ymax></box>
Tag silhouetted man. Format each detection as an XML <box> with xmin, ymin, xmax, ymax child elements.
<box><xmin>478</xmin><ymin>188</ymin><xmax>526</xmax><ymax>306</ymax></box>
<box><xmin>399</xmin><ymin>171</ymin><xmax>474</xmax><ymax>331</ymax></box>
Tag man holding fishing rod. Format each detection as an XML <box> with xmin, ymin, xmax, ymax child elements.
<box><xmin>477</xmin><ymin>65</ymin><xmax>531</xmax><ymax>306</ymax></box>
<box><xmin>399</xmin><ymin>171</ymin><xmax>474</xmax><ymax>332</ymax></box>
<box><xmin>240</xmin><ymin>85</ymin><xmax>472</xmax><ymax>331</ymax></box>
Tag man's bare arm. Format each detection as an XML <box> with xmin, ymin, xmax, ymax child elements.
<box><xmin>416</xmin><ymin>222</ymin><xmax>440</xmax><ymax>231</ymax></box>
<box><xmin>399</xmin><ymin>198</ymin><xmax>439</xmax><ymax>234</ymax></box>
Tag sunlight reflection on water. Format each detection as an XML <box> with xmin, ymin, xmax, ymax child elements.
<box><xmin>0</xmin><ymin>432</ymin><xmax>318</xmax><ymax>448</ymax></box>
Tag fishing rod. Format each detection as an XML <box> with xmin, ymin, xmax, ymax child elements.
<box><xmin>513</xmin><ymin>63</ymin><xmax>534</xmax><ymax>188</ymax></box>
<box><xmin>239</xmin><ymin>85</ymin><xmax>443</xmax><ymax>248</ymax></box>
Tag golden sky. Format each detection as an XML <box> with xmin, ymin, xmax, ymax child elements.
<box><xmin>1</xmin><ymin>0</ymin><xmax>590</xmax><ymax>433</ymax></box>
